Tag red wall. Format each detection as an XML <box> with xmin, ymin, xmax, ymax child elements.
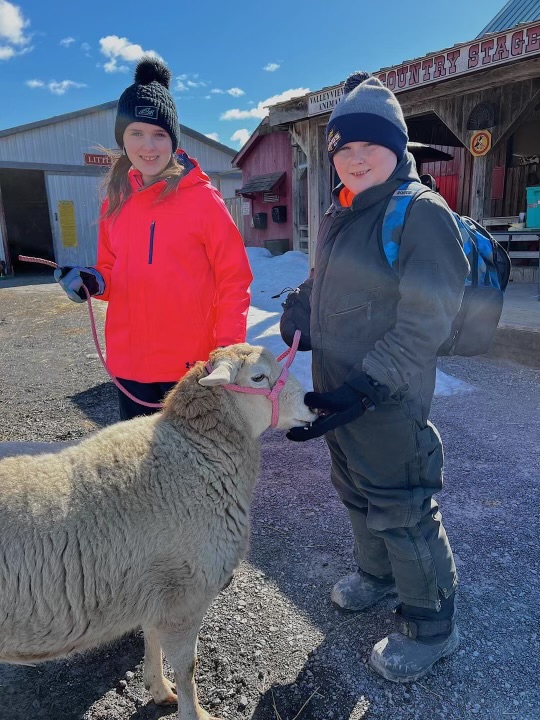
<box><xmin>239</xmin><ymin>131</ymin><xmax>293</xmax><ymax>249</ymax></box>
<box><xmin>419</xmin><ymin>145</ymin><xmax>471</xmax><ymax>214</ymax></box>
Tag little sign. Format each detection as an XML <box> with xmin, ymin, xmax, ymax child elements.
<box><xmin>84</xmin><ymin>153</ymin><xmax>112</xmax><ymax>166</ymax></box>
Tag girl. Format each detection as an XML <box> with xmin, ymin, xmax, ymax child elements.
<box><xmin>56</xmin><ymin>57</ymin><xmax>253</xmax><ymax>420</ymax></box>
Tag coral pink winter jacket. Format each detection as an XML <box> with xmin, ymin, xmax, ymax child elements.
<box><xmin>94</xmin><ymin>153</ymin><xmax>252</xmax><ymax>382</ymax></box>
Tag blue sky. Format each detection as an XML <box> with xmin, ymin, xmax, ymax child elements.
<box><xmin>0</xmin><ymin>0</ymin><xmax>507</xmax><ymax>149</ymax></box>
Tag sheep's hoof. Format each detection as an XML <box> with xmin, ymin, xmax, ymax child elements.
<box><xmin>151</xmin><ymin>677</ymin><xmax>177</xmax><ymax>706</ymax></box>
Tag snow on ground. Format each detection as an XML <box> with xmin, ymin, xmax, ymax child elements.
<box><xmin>246</xmin><ymin>247</ymin><xmax>474</xmax><ymax>396</ymax></box>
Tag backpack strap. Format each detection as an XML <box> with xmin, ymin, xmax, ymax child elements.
<box><xmin>381</xmin><ymin>181</ymin><xmax>430</xmax><ymax>271</ymax></box>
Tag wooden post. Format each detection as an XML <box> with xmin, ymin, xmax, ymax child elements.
<box><xmin>307</xmin><ymin>121</ymin><xmax>331</xmax><ymax>268</ymax></box>
<box><xmin>469</xmin><ymin>152</ymin><xmax>495</xmax><ymax>223</ymax></box>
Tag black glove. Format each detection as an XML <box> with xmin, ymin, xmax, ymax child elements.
<box><xmin>287</xmin><ymin>403</ymin><xmax>364</xmax><ymax>441</ymax></box>
<box><xmin>278</xmin><ymin>279</ymin><xmax>313</xmax><ymax>351</ymax></box>
<box><xmin>286</xmin><ymin>370</ymin><xmax>389</xmax><ymax>442</ymax></box>
<box><xmin>305</xmin><ymin>369</ymin><xmax>389</xmax><ymax>413</ymax></box>
<box><xmin>54</xmin><ymin>266</ymin><xmax>104</xmax><ymax>303</ymax></box>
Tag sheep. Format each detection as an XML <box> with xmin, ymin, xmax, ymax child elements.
<box><xmin>0</xmin><ymin>342</ymin><xmax>316</xmax><ymax>720</ymax></box>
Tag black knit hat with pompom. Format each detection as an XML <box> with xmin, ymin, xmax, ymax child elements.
<box><xmin>326</xmin><ymin>70</ymin><xmax>408</xmax><ymax>161</ymax></box>
<box><xmin>115</xmin><ymin>56</ymin><xmax>180</xmax><ymax>150</ymax></box>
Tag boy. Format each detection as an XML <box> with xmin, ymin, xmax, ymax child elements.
<box><xmin>285</xmin><ymin>72</ymin><xmax>469</xmax><ymax>682</ymax></box>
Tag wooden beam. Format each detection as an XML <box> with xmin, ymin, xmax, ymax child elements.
<box><xmin>268</xmin><ymin>97</ymin><xmax>309</xmax><ymax>127</ymax></box>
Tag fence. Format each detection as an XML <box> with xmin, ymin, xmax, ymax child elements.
<box><xmin>224</xmin><ymin>197</ymin><xmax>243</xmax><ymax>238</ymax></box>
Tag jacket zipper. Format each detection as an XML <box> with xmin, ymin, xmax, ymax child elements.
<box><xmin>148</xmin><ymin>221</ymin><xmax>155</xmax><ymax>264</ymax></box>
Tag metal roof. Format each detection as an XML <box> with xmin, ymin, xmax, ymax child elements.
<box><xmin>236</xmin><ymin>172</ymin><xmax>285</xmax><ymax>195</ymax></box>
<box><xmin>0</xmin><ymin>100</ymin><xmax>236</xmax><ymax>157</ymax></box>
<box><xmin>477</xmin><ymin>0</ymin><xmax>540</xmax><ymax>36</ymax></box>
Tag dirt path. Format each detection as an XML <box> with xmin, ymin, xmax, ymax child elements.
<box><xmin>1</xmin><ymin>281</ymin><xmax>538</xmax><ymax>720</ymax></box>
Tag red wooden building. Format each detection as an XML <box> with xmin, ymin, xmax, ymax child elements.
<box><xmin>232</xmin><ymin>119</ymin><xmax>294</xmax><ymax>254</ymax></box>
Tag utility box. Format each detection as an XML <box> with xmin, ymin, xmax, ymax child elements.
<box><xmin>264</xmin><ymin>238</ymin><xmax>290</xmax><ymax>255</ymax></box>
<box><xmin>526</xmin><ymin>186</ymin><xmax>540</xmax><ymax>227</ymax></box>
<box><xmin>272</xmin><ymin>205</ymin><xmax>287</xmax><ymax>223</ymax></box>
<box><xmin>252</xmin><ymin>212</ymin><xmax>267</xmax><ymax>230</ymax></box>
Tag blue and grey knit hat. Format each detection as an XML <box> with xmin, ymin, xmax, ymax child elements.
<box><xmin>326</xmin><ymin>71</ymin><xmax>408</xmax><ymax>161</ymax></box>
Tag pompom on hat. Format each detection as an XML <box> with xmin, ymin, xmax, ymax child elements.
<box><xmin>326</xmin><ymin>71</ymin><xmax>408</xmax><ymax>161</ymax></box>
<box><xmin>115</xmin><ymin>56</ymin><xmax>180</xmax><ymax>150</ymax></box>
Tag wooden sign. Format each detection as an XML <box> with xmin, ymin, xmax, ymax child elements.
<box><xmin>377</xmin><ymin>22</ymin><xmax>540</xmax><ymax>94</ymax></box>
<box><xmin>470</xmin><ymin>130</ymin><xmax>492</xmax><ymax>157</ymax></box>
<box><xmin>306</xmin><ymin>20</ymin><xmax>540</xmax><ymax>116</ymax></box>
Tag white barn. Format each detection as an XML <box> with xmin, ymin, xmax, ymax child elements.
<box><xmin>0</xmin><ymin>101</ymin><xmax>240</xmax><ymax>275</ymax></box>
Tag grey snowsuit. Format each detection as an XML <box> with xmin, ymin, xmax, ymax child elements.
<box><xmin>310</xmin><ymin>153</ymin><xmax>469</xmax><ymax>610</ymax></box>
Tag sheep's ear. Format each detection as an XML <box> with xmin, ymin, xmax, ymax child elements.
<box><xmin>199</xmin><ymin>358</ymin><xmax>237</xmax><ymax>386</ymax></box>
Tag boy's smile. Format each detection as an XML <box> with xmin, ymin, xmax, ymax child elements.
<box><xmin>333</xmin><ymin>141</ymin><xmax>398</xmax><ymax>195</ymax></box>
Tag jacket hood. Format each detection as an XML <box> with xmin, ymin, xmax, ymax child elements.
<box><xmin>128</xmin><ymin>149</ymin><xmax>210</xmax><ymax>192</ymax></box>
<box><xmin>332</xmin><ymin>150</ymin><xmax>420</xmax><ymax>212</ymax></box>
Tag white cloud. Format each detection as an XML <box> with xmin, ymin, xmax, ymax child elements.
<box><xmin>0</xmin><ymin>0</ymin><xmax>31</xmax><ymax>60</ymax></box>
<box><xmin>0</xmin><ymin>44</ymin><xmax>14</xmax><ymax>59</ymax></box>
<box><xmin>175</xmin><ymin>73</ymin><xmax>207</xmax><ymax>92</ymax></box>
<box><xmin>227</xmin><ymin>87</ymin><xmax>244</xmax><ymax>97</ymax></box>
<box><xmin>81</xmin><ymin>41</ymin><xmax>90</xmax><ymax>52</ymax></box>
<box><xmin>26</xmin><ymin>78</ymin><xmax>87</xmax><ymax>95</ymax></box>
<box><xmin>264</xmin><ymin>63</ymin><xmax>280</xmax><ymax>72</ymax></box>
<box><xmin>60</xmin><ymin>36</ymin><xmax>75</xmax><ymax>47</ymax></box>
<box><xmin>205</xmin><ymin>132</ymin><xmax>220</xmax><ymax>142</ymax></box>
<box><xmin>99</xmin><ymin>35</ymin><xmax>161</xmax><ymax>73</ymax></box>
<box><xmin>221</xmin><ymin>87</ymin><xmax>309</xmax><ymax>120</ymax></box>
<box><xmin>231</xmin><ymin>129</ymin><xmax>251</xmax><ymax>147</ymax></box>
<box><xmin>210</xmin><ymin>88</ymin><xmax>224</xmax><ymax>94</ymax></box>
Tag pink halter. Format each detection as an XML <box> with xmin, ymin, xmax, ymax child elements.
<box><xmin>206</xmin><ymin>330</ymin><xmax>301</xmax><ymax>428</ymax></box>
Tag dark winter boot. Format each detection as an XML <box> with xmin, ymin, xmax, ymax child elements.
<box><xmin>331</xmin><ymin>569</ymin><xmax>397</xmax><ymax>611</ymax></box>
<box><xmin>369</xmin><ymin>593</ymin><xmax>459</xmax><ymax>682</ymax></box>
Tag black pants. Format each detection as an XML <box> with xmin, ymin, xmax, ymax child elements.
<box><xmin>116</xmin><ymin>378</ymin><xmax>176</xmax><ymax>421</ymax></box>
<box><xmin>326</xmin><ymin>398</ymin><xmax>457</xmax><ymax>611</ymax></box>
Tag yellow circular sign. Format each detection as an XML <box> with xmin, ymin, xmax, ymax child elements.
<box><xmin>470</xmin><ymin>130</ymin><xmax>492</xmax><ymax>157</ymax></box>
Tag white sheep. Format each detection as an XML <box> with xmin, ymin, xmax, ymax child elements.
<box><xmin>0</xmin><ymin>342</ymin><xmax>315</xmax><ymax>720</ymax></box>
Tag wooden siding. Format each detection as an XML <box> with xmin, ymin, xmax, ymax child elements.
<box><xmin>238</xmin><ymin>131</ymin><xmax>293</xmax><ymax>250</ymax></box>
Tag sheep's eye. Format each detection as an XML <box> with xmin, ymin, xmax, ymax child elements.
<box><xmin>252</xmin><ymin>374</ymin><xmax>266</xmax><ymax>383</ymax></box>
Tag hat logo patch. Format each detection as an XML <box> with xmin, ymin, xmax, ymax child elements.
<box><xmin>135</xmin><ymin>106</ymin><xmax>158</xmax><ymax>119</ymax></box>
<box><xmin>327</xmin><ymin>129</ymin><xmax>341</xmax><ymax>153</ymax></box>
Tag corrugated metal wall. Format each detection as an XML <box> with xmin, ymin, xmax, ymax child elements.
<box><xmin>0</xmin><ymin>110</ymin><xmax>116</xmax><ymax>165</ymax></box>
<box><xmin>0</xmin><ymin>105</ymin><xmax>241</xmax><ymax>271</ymax></box>
<box><xmin>0</xmin><ymin>106</ymin><xmax>237</xmax><ymax>178</ymax></box>
<box><xmin>46</xmin><ymin>174</ymin><xmax>102</xmax><ymax>266</ymax></box>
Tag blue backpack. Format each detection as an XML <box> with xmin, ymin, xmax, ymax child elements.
<box><xmin>382</xmin><ymin>182</ymin><xmax>511</xmax><ymax>357</ymax></box>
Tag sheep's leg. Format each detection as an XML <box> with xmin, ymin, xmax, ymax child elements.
<box><xmin>143</xmin><ymin>626</ymin><xmax>178</xmax><ymax>705</ymax></box>
<box><xmin>157</xmin><ymin>621</ymin><xmax>220</xmax><ymax>720</ymax></box>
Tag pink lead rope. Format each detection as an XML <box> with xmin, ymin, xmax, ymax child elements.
<box><xmin>19</xmin><ymin>256</ymin><xmax>162</xmax><ymax>408</ymax></box>
<box><xmin>19</xmin><ymin>255</ymin><xmax>301</xmax><ymax>418</ymax></box>
<box><xmin>207</xmin><ymin>329</ymin><xmax>301</xmax><ymax>428</ymax></box>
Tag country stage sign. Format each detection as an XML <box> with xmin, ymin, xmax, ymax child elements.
<box><xmin>376</xmin><ymin>22</ymin><xmax>540</xmax><ymax>94</ymax></box>
<box><xmin>306</xmin><ymin>21</ymin><xmax>540</xmax><ymax>118</ymax></box>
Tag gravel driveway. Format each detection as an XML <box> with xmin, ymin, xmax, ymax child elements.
<box><xmin>1</xmin><ymin>279</ymin><xmax>539</xmax><ymax>720</ymax></box>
